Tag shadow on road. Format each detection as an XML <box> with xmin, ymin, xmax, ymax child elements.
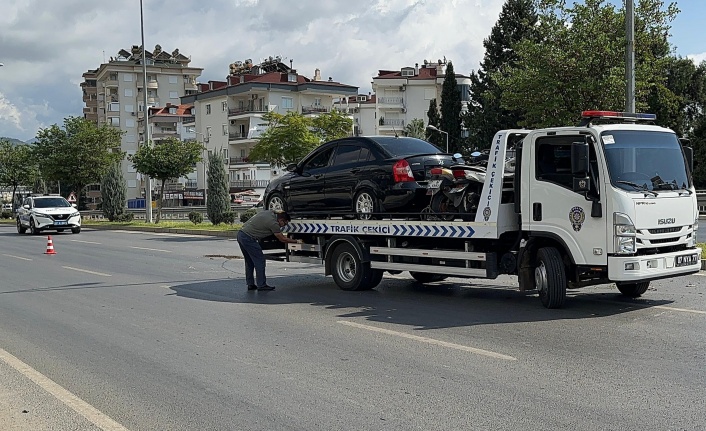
<box><xmin>166</xmin><ymin>275</ymin><xmax>674</xmax><ymax>330</ymax></box>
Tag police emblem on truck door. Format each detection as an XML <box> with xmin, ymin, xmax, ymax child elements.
<box><xmin>569</xmin><ymin>206</ymin><xmax>586</xmax><ymax>232</ymax></box>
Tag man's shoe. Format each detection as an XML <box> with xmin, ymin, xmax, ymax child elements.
<box><xmin>257</xmin><ymin>285</ymin><xmax>276</xmax><ymax>291</ymax></box>
<box><xmin>247</xmin><ymin>285</ymin><xmax>257</xmax><ymax>291</ymax></box>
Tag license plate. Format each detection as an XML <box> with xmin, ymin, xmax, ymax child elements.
<box><xmin>427</xmin><ymin>180</ymin><xmax>441</xmax><ymax>189</ymax></box>
<box><xmin>675</xmin><ymin>253</ymin><xmax>699</xmax><ymax>267</ymax></box>
<box><xmin>54</xmin><ymin>220</ymin><xmax>67</xmax><ymax>226</ymax></box>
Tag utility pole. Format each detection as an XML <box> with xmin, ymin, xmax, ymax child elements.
<box><xmin>140</xmin><ymin>0</ymin><xmax>153</xmax><ymax>222</ymax></box>
<box><xmin>625</xmin><ymin>0</ymin><xmax>635</xmax><ymax>113</ymax></box>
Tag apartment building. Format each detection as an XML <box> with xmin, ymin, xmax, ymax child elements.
<box><xmin>80</xmin><ymin>44</ymin><xmax>203</xmax><ymax>201</ymax></box>
<box><xmin>181</xmin><ymin>57</ymin><xmax>357</xmax><ymax>198</ymax></box>
<box><xmin>364</xmin><ymin>59</ymin><xmax>471</xmax><ymax>137</ymax></box>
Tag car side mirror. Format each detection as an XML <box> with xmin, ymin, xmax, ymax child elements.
<box><xmin>286</xmin><ymin>163</ymin><xmax>298</xmax><ymax>172</ymax></box>
<box><xmin>683</xmin><ymin>146</ymin><xmax>693</xmax><ymax>174</ymax></box>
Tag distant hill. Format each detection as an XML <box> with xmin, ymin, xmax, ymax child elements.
<box><xmin>0</xmin><ymin>137</ymin><xmax>28</xmax><ymax>146</ymax></box>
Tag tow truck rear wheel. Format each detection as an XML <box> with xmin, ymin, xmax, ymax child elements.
<box><xmin>330</xmin><ymin>242</ymin><xmax>378</xmax><ymax>291</ymax></box>
<box><xmin>410</xmin><ymin>272</ymin><xmax>448</xmax><ymax>283</ymax></box>
<box><xmin>535</xmin><ymin>247</ymin><xmax>567</xmax><ymax>309</ymax></box>
<box><xmin>616</xmin><ymin>281</ymin><xmax>649</xmax><ymax>298</ymax></box>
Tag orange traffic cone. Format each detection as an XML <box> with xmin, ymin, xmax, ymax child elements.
<box><xmin>45</xmin><ymin>235</ymin><xmax>57</xmax><ymax>255</ymax></box>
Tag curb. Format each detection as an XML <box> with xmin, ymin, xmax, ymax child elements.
<box><xmin>84</xmin><ymin>224</ymin><xmax>239</xmax><ymax>238</ymax></box>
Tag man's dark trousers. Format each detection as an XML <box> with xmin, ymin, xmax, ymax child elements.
<box><xmin>237</xmin><ymin>230</ymin><xmax>266</xmax><ymax>287</ymax></box>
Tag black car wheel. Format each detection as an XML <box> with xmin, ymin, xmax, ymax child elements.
<box><xmin>16</xmin><ymin>218</ymin><xmax>26</xmax><ymax>234</ymax></box>
<box><xmin>267</xmin><ymin>193</ymin><xmax>287</xmax><ymax>212</ymax></box>
<box><xmin>29</xmin><ymin>218</ymin><xmax>40</xmax><ymax>235</ymax></box>
<box><xmin>354</xmin><ymin>189</ymin><xmax>378</xmax><ymax>220</ymax></box>
<box><xmin>71</xmin><ymin>227</ymin><xmax>81</xmax><ymax>234</ymax></box>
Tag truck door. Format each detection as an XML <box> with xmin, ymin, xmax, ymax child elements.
<box><xmin>528</xmin><ymin>133</ymin><xmax>607</xmax><ymax>265</ymax></box>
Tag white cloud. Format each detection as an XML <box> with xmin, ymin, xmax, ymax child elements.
<box><xmin>0</xmin><ymin>92</ymin><xmax>23</xmax><ymax>130</ymax></box>
<box><xmin>688</xmin><ymin>52</ymin><xmax>706</xmax><ymax>65</ymax></box>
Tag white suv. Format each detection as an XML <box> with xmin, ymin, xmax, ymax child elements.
<box><xmin>17</xmin><ymin>195</ymin><xmax>82</xmax><ymax>234</ymax></box>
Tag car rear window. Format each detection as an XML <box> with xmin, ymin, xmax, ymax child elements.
<box><xmin>34</xmin><ymin>198</ymin><xmax>71</xmax><ymax>208</ymax></box>
<box><xmin>371</xmin><ymin>137</ymin><xmax>443</xmax><ymax>157</ymax></box>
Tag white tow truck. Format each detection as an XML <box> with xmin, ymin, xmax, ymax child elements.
<box><xmin>282</xmin><ymin>111</ymin><xmax>701</xmax><ymax>308</ymax></box>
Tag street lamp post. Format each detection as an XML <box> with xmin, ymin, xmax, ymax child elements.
<box><xmin>426</xmin><ymin>125</ymin><xmax>449</xmax><ymax>153</ymax></box>
<box><xmin>140</xmin><ymin>0</ymin><xmax>153</xmax><ymax>223</ymax></box>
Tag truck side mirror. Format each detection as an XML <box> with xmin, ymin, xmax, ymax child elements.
<box><xmin>683</xmin><ymin>146</ymin><xmax>694</xmax><ymax>174</ymax></box>
<box><xmin>571</xmin><ymin>139</ymin><xmax>590</xmax><ymax>175</ymax></box>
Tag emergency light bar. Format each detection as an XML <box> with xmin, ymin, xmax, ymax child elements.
<box><xmin>581</xmin><ymin>111</ymin><xmax>656</xmax><ymax>121</ymax></box>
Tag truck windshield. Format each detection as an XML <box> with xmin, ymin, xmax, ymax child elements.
<box><xmin>602</xmin><ymin>130</ymin><xmax>690</xmax><ymax>192</ymax></box>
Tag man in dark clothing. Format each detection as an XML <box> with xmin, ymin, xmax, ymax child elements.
<box><xmin>237</xmin><ymin>210</ymin><xmax>299</xmax><ymax>291</ymax></box>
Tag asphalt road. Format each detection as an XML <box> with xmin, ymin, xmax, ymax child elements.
<box><xmin>0</xmin><ymin>224</ymin><xmax>704</xmax><ymax>431</ymax></box>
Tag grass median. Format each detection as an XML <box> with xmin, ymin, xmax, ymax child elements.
<box><xmin>81</xmin><ymin>219</ymin><xmax>242</xmax><ymax>232</ymax></box>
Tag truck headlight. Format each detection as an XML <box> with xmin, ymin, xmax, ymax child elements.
<box><xmin>691</xmin><ymin>220</ymin><xmax>698</xmax><ymax>246</ymax></box>
<box><xmin>614</xmin><ymin>212</ymin><xmax>636</xmax><ymax>254</ymax></box>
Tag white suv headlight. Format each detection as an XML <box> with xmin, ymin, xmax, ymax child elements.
<box><xmin>614</xmin><ymin>212</ymin><xmax>636</xmax><ymax>254</ymax></box>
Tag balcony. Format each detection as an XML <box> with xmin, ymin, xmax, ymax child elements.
<box><xmin>147</xmin><ymin>80</ymin><xmax>159</xmax><ymax>89</ymax></box>
<box><xmin>184</xmin><ymin>82</ymin><xmax>198</xmax><ymax>91</ymax></box>
<box><xmin>182</xmin><ymin>116</ymin><xmax>195</xmax><ymax>124</ymax></box>
<box><xmin>104</xmin><ymin>79</ymin><xmax>118</xmax><ymax>88</ymax></box>
<box><xmin>302</xmin><ymin>106</ymin><xmax>330</xmax><ymax>115</ymax></box>
<box><xmin>230</xmin><ymin>180</ymin><xmax>270</xmax><ymax>188</ymax></box>
<box><xmin>228</xmin><ymin>132</ymin><xmax>248</xmax><ymax>141</ymax></box>
<box><xmin>378</xmin><ymin>96</ymin><xmax>404</xmax><ymax>106</ymax></box>
<box><xmin>228</xmin><ymin>107</ymin><xmax>267</xmax><ymax>117</ymax></box>
<box><xmin>152</xmin><ymin>130</ymin><xmax>178</xmax><ymax>139</ymax></box>
<box><xmin>229</xmin><ymin>157</ymin><xmax>250</xmax><ymax>165</ymax></box>
<box><xmin>380</xmin><ymin>119</ymin><xmax>405</xmax><ymax>127</ymax></box>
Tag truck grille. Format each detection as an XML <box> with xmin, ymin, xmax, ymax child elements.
<box><xmin>648</xmin><ymin>227</ymin><xmax>681</xmax><ymax>234</ymax></box>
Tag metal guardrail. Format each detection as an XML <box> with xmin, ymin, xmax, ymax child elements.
<box><xmin>81</xmin><ymin>205</ymin><xmax>257</xmax><ymax>222</ymax></box>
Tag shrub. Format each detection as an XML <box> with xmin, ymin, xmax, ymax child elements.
<box><xmin>240</xmin><ymin>208</ymin><xmax>258</xmax><ymax>223</ymax></box>
<box><xmin>221</xmin><ymin>211</ymin><xmax>236</xmax><ymax>225</ymax></box>
<box><xmin>1</xmin><ymin>211</ymin><xmax>11</xmax><ymax>219</ymax></box>
<box><xmin>113</xmin><ymin>213</ymin><xmax>135</xmax><ymax>222</ymax></box>
<box><xmin>188</xmin><ymin>211</ymin><xmax>204</xmax><ymax>224</ymax></box>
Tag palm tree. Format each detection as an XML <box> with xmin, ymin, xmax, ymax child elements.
<box><xmin>404</xmin><ymin>118</ymin><xmax>426</xmax><ymax>139</ymax></box>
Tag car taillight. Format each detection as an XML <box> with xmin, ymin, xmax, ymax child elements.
<box><xmin>453</xmin><ymin>169</ymin><xmax>466</xmax><ymax>179</ymax></box>
<box><xmin>429</xmin><ymin>167</ymin><xmax>443</xmax><ymax>176</ymax></box>
<box><xmin>393</xmin><ymin>160</ymin><xmax>415</xmax><ymax>182</ymax></box>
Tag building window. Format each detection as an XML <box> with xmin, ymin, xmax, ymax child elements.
<box><xmin>206</xmin><ymin>104</ymin><xmax>211</xmax><ymax>115</ymax></box>
<box><xmin>222</xmin><ymin>101</ymin><xmax>227</xmax><ymax>112</ymax></box>
<box><xmin>223</xmin><ymin>148</ymin><xmax>229</xmax><ymax>161</ymax></box>
<box><xmin>124</xmin><ymin>104</ymin><xmax>134</xmax><ymax>113</ymax></box>
<box><xmin>127</xmin><ymin>180</ymin><xmax>137</xmax><ymax>188</ymax></box>
<box><xmin>124</xmin><ymin>89</ymin><xmax>133</xmax><ymax>97</ymax></box>
<box><xmin>123</xmin><ymin>73</ymin><xmax>133</xmax><ymax>82</ymax></box>
<box><xmin>288</xmin><ymin>73</ymin><xmax>297</xmax><ymax>83</ymax></box>
<box><xmin>109</xmin><ymin>73</ymin><xmax>118</xmax><ymax>81</ymax></box>
<box><xmin>169</xmin><ymin>91</ymin><xmax>178</xmax><ymax>99</ymax></box>
<box><xmin>126</xmin><ymin>119</ymin><xmax>135</xmax><ymax>128</ymax></box>
<box><xmin>222</xmin><ymin>124</ymin><xmax>228</xmax><ymax>136</ymax></box>
<box><xmin>205</xmin><ymin>126</ymin><xmax>212</xmax><ymax>141</ymax></box>
<box><xmin>169</xmin><ymin>75</ymin><xmax>178</xmax><ymax>84</ymax></box>
<box><xmin>110</xmin><ymin>117</ymin><xmax>120</xmax><ymax>126</ymax></box>
<box><xmin>314</xmin><ymin>98</ymin><xmax>321</xmax><ymax>106</ymax></box>
<box><xmin>108</xmin><ymin>102</ymin><xmax>119</xmax><ymax>112</ymax></box>
<box><xmin>281</xmin><ymin>97</ymin><xmax>293</xmax><ymax>109</ymax></box>
<box><xmin>125</xmin><ymin>134</ymin><xmax>136</xmax><ymax>143</ymax></box>
<box><xmin>169</xmin><ymin>107</ymin><xmax>177</xmax><ymax>114</ymax></box>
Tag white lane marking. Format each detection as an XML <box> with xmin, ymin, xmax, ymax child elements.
<box><xmin>71</xmin><ymin>239</ymin><xmax>102</xmax><ymax>245</ymax></box>
<box><xmin>654</xmin><ymin>305</ymin><xmax>706</xmax><ymax>315</ymax></box>
<box><xmin>2</xmin><ymin>254</ymin><xmax>32</xmax><ymax>261</ymax></box>
<box><xmin>0</xmin><ymin>347</ymin><xmax>130</xmax><ymax>431</ymax></box>
<box><xmin>338</xmin><ymin>320</ymin><xmax>517</xmax><ymax>361</ymax></box>
<box><xmin>129</xmin><ymin>246</ymin><xmax>172</xmax><ymax>253</ymax></box>
<box><xmin>62</xmin><ymin>266</ymin><xmax>112</xmax><ymax>277</ymax></box>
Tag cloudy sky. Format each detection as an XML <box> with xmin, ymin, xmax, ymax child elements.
<box><xmin>0</xmin><ymin>0</ymin><xmax>704</xmax><ymax>141</ymax></box>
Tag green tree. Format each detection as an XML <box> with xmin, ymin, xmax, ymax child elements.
<box><xmin>250</xmin><ymin>111</ymin><xmax>320</xmax><ymax>166</ymax></box>
<box><xmin>33</xmin><ymin>116</ymin><xmax>123</xmax><ymax>209</ymax></box>
<box><xmin>495</xmin><ymin>0</ymin><xmax>679</xmax><ymax>128</ymax></box>
<box><xmin>206</xmin><ymin>149</ymin><xmax>230</xmax><ymax>225</ymax></box>
<box><xmin>439</xmin><ymin>62</ymin><xmax>463</xmax><ymax>153</ymax></box>
<box><xmin>312</xmin><ymin>109</ymin><xmax>353</xmax><ymax>142</ymax></box>
<box><xmin>0</xmin><ymin>140</ymin><xmax>38</xmax><ymax>211</ymax></box>
<box><xmin>100</xmin><ymin>162</ymin><xmax>127</xmax><ymax>221</ymax></box>
<box><xmin>129</xmin><ymin>137</ymin><xmax>203</xmax><ymax>223</ymax></box>
<box><xmin>425</xmin><ymin>98</ymin><xmax>443</xmax><ymax>147</ymax></box>
<box><xmin>465</xmin><ymin>0</ymin><xmax>538</xmax><ymax>150</ymax></box>
<box><xmin>404</xmin><ymin>119</ymin><xmax>426</xmax><ymax>139</ymax></box>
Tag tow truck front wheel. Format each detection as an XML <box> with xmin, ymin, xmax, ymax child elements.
<box><xmin>535</xmin><ymin>247</ymin><xmax>567</xmax><ymax>309</ymax></box>
<box><xmin>616</xmin><ymin>281</ymin><xmax>649</xmax><ymax>298</ymax></box>
<box><xmin>330</xmin><ymin>242</ymin><xmax>382</xmax><ymax>291</ymax></box>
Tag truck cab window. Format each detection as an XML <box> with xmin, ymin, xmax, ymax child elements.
<box><xmin>536</xmin><ymin>141</ymin><xmax>573</xmax><ymax>189</ymax></box>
